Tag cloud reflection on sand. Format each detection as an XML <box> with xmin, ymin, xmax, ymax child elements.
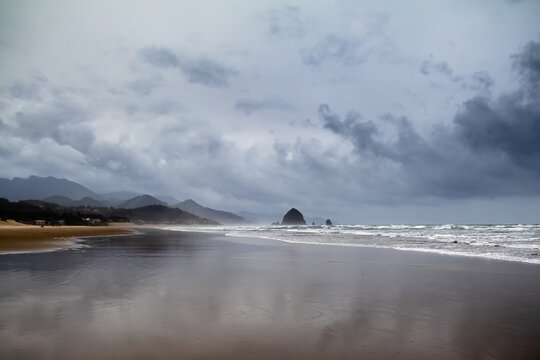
<box><xmin>1</xmin><ymin>229</ymin><xmax>539</xmax><ymax>359</ymax></box>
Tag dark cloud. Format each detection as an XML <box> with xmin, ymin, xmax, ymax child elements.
<box><xmin>454</xmin><ymin>96</ymin><xmax>540</xmax><ymax>163</ymax></box>
<box><xmin>512</xmin><ymin>40</ymin><xmax>540</xmax><ymax>96</ymax></box>
<box><xmin>421</xmin><ymin>57</ymin><xmax>494</xmax><ymax>90</ymax></box>
<box><xmin>265</xmin><ymin>6</ymin><xmax>304</xmax><ymax>38</ymax></box>
<box><xmin>319</xmin><ymin>104</ymin><xmax>535</xmax><ymax>199</ymax></box>
<box><xmin>179</xmin><ymin>58</ymin><xmax>236</xmax><ymax>88</ymax></box>
<box><xmin>235</xmin><ymin>99</ymin><xmax>293</xmax><ymax>115</ymax></box>
<box><xmin>320</xmin><ymin>105</ymin><xmax>434</xmax><ymax>164</ymax></box>
<box><xmin>139</xmin><ymin>47</ymin><xmax>180</xmax><ymax>68</ymax></box>
<box><xmin>319</xmin><ymin>42</ymin><xmax>540</xmax><ymax>199</ymax></box>
<box><xmin>8</xmin><ymin>101</ymin><xmax>95</xmax><ymax>152</ymax></box>
<box><xmin>139</xmin><ymin>47</ymin><xmax>237</xmax><ymax>88</ymax></box>
<box><xmin>320</xmin><ymin>105</ymin><xmax>382</xmax><ymax>154</ymax></box>
<box><xmin>420</xmin><ymin>58</ymin><xmax>453</xmax><ymax>76</ymax></box>
<box><xmin>454</xmin><ymin>43</ymin><xmax>540</xmax><ymax>169</ymax></box>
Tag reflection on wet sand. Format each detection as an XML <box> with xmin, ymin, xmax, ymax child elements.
<box><xmin>1</xmin><ymin>229</ymin><xmax>539</xmax><ymax>359</ymax></box>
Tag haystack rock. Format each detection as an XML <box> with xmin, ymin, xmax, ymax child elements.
<box><xmin>281</xmin><ymin>208</ymin><xmax>306</xmax><ymax>225</ymax></box>
<box><xmin>326</xmin><ymin>219</ymin><xmax>333</xmax><ymax>226</ymax></box>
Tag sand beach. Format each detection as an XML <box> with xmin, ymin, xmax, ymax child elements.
<box><xmin>0</xmin><ymin>220</ymin><xmax>132</xmax><ymax>253</ymax></box>
<box><xmin>1</xmin><ymin>228</ymin><xmax>539</xmax><ymax>359</ymax></box>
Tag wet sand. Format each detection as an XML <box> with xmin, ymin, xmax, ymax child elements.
<box><xmin>0</xmin><ymin>222</ymin><xmax>132</xmax><ymax>253</ymax></box>
<box><xmin>1</xmin><ymin>228</ymin><xmax>539</xmax><ymax>359</ymax></box>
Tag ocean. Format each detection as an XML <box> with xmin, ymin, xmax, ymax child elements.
<box><xmin>165</xmin><ymin>224</ymin><xmax>540</xmax><ymax>264</ymax></box>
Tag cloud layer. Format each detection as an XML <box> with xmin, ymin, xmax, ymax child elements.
<box><xmin>1</xmin><ymin>0</ymin><xmax>540</xmax><ymax>223</ymax></box>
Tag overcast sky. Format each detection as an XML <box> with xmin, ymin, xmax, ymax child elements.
<box><xmin>1</xmin><ymin>0</ymin><xmax>540</xmax><ymax>223</ymax></box>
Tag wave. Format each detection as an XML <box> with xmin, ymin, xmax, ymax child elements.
<box><xmin>163</xmin><ymin>224</ymin><xmax>540</xmax><ymax>265</ymax></box>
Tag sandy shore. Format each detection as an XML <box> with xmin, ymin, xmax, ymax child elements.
<box><xmin>0</xmin><ymin>220</ymin><xmax>132</xmax><ymax>253</ymax></box>
<box><xmin>1</xmin><ymin>228</ymin><xmax>539</xmax><ymax>360</ymax></box>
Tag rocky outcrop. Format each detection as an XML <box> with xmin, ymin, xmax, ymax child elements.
<box><xmin>281</xmin><ymin>208</ymin><xmax>306</xmax><ymax>225</ymax></box>
<box><xmin>326</xmin><ymin>219</ymin><xmax>333</xmax><ymax>226</ymax></box>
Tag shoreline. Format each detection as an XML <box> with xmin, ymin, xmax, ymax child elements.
<box><xmin>3</xmin><ymin>221</ymin><xmax>539</xmax><ymax>266</ymax></box>
<box><xmin>161</xmin><ymin>226</ymin><xmax>540</xmax><ymax>266</ymax></box>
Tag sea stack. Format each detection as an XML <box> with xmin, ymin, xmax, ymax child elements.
<box><xmin>326</xmin><ymin>219</ymin><xmax>333</xmax><ymax>226</ymax></box>
<box><xmin>281</xmin><ymin>208</ymin><xmax>306</xmax><ymax>225</ymax></box>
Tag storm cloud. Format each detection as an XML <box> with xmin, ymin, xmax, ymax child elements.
<box><xmin>1</xmin><ymin>0</ymin><xmax>540</xmax><ymax>223</ymax></box>
<box><xmin>320</xmin><ymin>41</ymin><xmax>540</xmax><ymax>199</ymax></box>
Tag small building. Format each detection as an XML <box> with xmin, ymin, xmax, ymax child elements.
<box><xmin>51</xmin><ymin>219</ymin><xmax>65</xmax><ymax>226</ymax></box>
<box><xmin>34</xmin><ymin>219</ymin><xmax>46</xmax><ymax>227</ymax></box>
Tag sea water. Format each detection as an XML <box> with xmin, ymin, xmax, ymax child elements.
<box><xmin>165</xmin><ymin>224</ymin><xmax>540</xmax><ymax>264</ymax></box>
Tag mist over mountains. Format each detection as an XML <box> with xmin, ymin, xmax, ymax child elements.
<box><xmin>0</xmin><ymin>176</ymin><xmax>102</xmax><ymax>202</ymax></box>
<box><xmin>175</xmin><ymin>199</ymin><xmax>247</xmax><ymax>225</ymax></box>
<box><xmin>0</xmin><ymin>175</ymin><xmax>246</xmax><ymax>225</ymax></box>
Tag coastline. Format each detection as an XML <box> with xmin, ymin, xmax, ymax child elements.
<box><xmin>162</xmin><ymin>225</ymin><xmax>540</xmax><ymax>265</ymax></box>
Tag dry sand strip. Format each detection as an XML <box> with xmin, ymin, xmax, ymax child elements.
<box><xmin>0</xmin><ymin>221</ymin><xmax>132</xmax><ymax>253</ymax></box>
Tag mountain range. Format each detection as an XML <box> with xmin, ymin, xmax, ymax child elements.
<box><xmin>0</xmin><ymin>175</ymin><xmax>246</xmax><ymax>224</ymax></box>
<box><xmin>0</xmin><ymin>175</ymin><xmax>330</xmax><ymax>225</ymax></box>
<box><xmin>0</xmin><ymin>198</ymin><xmax>218</xmax><ymax>226</ymax></box>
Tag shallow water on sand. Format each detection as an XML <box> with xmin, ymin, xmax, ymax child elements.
<box><xmin>167</xmin><ymin>223</ymin><xmax>540</xmax><ymax>264</ymax></box>
<box><xmin>1</xmin><ymin>229</ymin><xmax>540</xmax><ymax>360</ymax></box>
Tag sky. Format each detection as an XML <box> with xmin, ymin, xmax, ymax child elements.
<box><xmin>1</xmin><ymin>0</ymin><xmax>540</xmax><ymax>224</ymax></box>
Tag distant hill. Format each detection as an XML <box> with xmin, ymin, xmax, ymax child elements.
<box><xmin>110</xmin><ymin>205</ymin><xmax>219</xmax><ymax>225</ymax></box>
<box><xmin>42</xmin><ymin>195</ymin><xmax>75</xmax><ymax>207</ymax></box>
<box><xmin>0</xmin><ymin>198</ymin><xmax>119</xmax><ymax>225</ymax></box>
<box><xmin>74</xmin><ymin>197</ymin><xmax>108</xmax><ymax>207</ymax></box>
<box><xmin>0</xmin><ymin>198</ymin><xmax>217</xmax><ymax>225</ymax></box>
<box><xmin>0</xmin><ymin>176</ymin><xmax>102</xmax><ymax>201</ymax></box>
<box><xmin>119</xmin><ymin>195</ymin><xmax>166</xmax><ymax>209</ymax></box>
<box><xmin>42</xmin><ymin>195</ymin><xmax>108</xmax><ymax>207</ymax></box>
<box><xmin>174</xmin><ymin>199</ymin><xmax>247</xmax><ymax>224</ymax></box>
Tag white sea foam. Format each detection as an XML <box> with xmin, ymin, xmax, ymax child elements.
<box><xmin>163</xmin><ymin>224</ymin><xmax>540</xmax><ymax>264</ymax></box>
